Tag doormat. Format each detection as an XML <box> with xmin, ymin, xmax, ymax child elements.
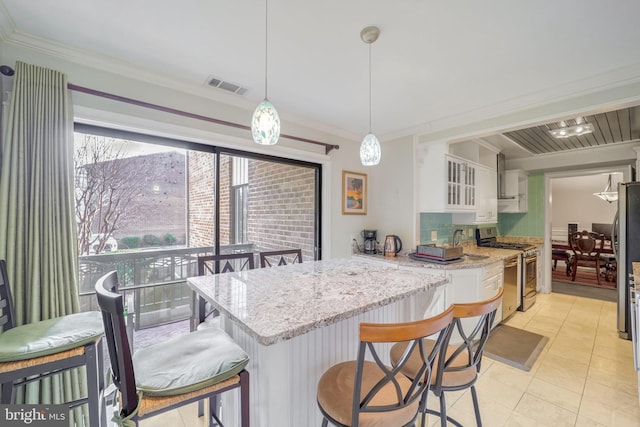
<box><xmin>484</xmin><ymin>325</ymin><xmax>548</xmax><ymax>371</ymax></box>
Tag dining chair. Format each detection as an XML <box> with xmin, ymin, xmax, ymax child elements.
<box><xmin>316</xmin><ymin>305</ymin><xmax>455</xmax><ymax>427</ymax></box>
<box><xmin>390</xmin><ymin>288</ymin><xmax>503</xmax><ymax>427</ymax></box>
<box><xmin>568</xmin><ymin>230</ymin><xmax>605</xmax><ymax>286</ymax></box>
<box><xmin>95</xmin><ymin>270</ymin><xmax>250</xmax><ymax>427</ymax></box>
<box><xmin>0</xmin><ymin>259</ymin><xmax>106</xmax><ymax>427</ymax></box>
<box><xmin>259</xmin><ymin>249</ymin><xmax>303</xmax><ymax>268</ymax></box>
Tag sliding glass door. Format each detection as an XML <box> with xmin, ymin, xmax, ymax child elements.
<box><xmin>74</xmin><ymin>125</ymin><xmax>321</xmax><ymax>328</ymax></box>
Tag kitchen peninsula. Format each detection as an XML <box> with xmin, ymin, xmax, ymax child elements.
<box><xmin>187</xmin><ymin>258</ymin><xmax>449</xmax><ymax>427</ymax></box>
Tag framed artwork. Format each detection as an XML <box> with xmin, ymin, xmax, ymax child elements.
<box><xmin>342</xmin><ymin>170</ymin><xmax>367</xmax><ymax>215</ymax></box>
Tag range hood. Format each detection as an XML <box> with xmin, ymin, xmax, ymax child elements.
<box><xmin>497</xmin><ymin>153</ymin><xmax>528</xmax><ymax>213</ymax></box>
<box><xmin>497</xmin><ymin>153</ymin><xmax>514</xmax><ymax>200</ymax></box>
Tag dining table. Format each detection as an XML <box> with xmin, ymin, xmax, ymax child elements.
<box><xmin>187</xmin><ymin>257</ymin><xmax>449</xmax><ymax>427</ymax></box>
<box><xmin>552</xmin><ymin>239</ymin><xmax>617</xmax><ymax>282</ymax></box>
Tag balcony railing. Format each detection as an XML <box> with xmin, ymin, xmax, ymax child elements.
<box><xmin>79</xmin><ymin>243</ymin><xmax>256</xmax><ymax>329</ymax></box>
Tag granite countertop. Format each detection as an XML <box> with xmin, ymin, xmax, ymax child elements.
<box><xmin>354</xmin><ymin>245</ymin><xmax>524</xmax><ymax>270</ymax></box>
<box><xmin>187</xmin><ymin>258</ymin><xmax>448</xmax><ymax>346</ymax></box>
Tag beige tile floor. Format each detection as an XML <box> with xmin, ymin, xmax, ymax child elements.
<box><xmin>137</xmin><ymin>291</ymin><xmax>640</xmax><ymax>427</ymax></box>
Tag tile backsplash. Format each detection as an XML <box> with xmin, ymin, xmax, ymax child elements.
<box><xmin>419</xmin><ymin>213</ymin><xmax>490</xmax><ymax>246</ymax></box>
<box><xmin>419</xmin><ymin>173</ymin><xmax>545</xmax><ymax>244</ymax></box>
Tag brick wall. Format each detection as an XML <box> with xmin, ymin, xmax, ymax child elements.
<box><xmin>187</xmin><ymin>151</ymin><xmax>215</xmax><ymax>248</ymax></box>
<box><xmin>247</xmin><ymin>160</ymin><xmax>316</xmax><ymax>260</ymax></box>
<box><xmin>187</xmin><ymin>154</ymin><xmax>316</xmax><ymax>260</ymax></box>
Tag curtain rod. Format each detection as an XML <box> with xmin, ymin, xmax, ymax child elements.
<box><xmin>0</xmin><ymin>65</ymin><xmax>339</xmax><ymax>154</ymax></box>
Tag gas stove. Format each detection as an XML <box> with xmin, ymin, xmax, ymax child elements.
<box><xmin>476</xmin><ymin>227</ymin><xmax>537</xmax><ymax>254</ymax></box>
<box><xmin>478</xmin><ymin>241</ymin><xmax>535</xmax><ymax>251</ymax></box>
<box><xmin>476</xmin><ymin>226</ymin><xmax>538</xmax><ymax>312</ymax></box>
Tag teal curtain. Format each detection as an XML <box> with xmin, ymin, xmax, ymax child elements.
<box><xmin>0</xmin><ymin>61</ymin><xmax>85</xmax><ymax>425</ymax></box>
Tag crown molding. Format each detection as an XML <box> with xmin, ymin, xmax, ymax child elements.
<box><xmin>388</xmin><ymin>62</ymin><xmax>640</xmax><ymax>142</ymax></box>
<box><xmin>0</xmin><ymin>2</ymin><xmax>15</xmax><ymax>41</ymax></box>
<box><xmin>3</xmin><ymin>30</ymin><xmax>357</xmax><ymax>143</ymax></box>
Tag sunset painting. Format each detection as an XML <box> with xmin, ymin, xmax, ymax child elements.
<box><xmin>342</xmin><ymin>171</ymin><xmax>367</xmax><ymax>215</ymax></box>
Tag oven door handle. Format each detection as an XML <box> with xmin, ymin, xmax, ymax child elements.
<box><xmin>524</xmin><ymin>256</ymin><xmax>537</xmax><ymax>266</ymax></box>
<box><xmin>504</xmin><ymin>258</ymin><xmax>518</xmax><ymax>268</ymax></box>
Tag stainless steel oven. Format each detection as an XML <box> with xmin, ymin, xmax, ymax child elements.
<box><xmin>520</xmin><ymin>249</ymin><xmax>538</xmax><ymax>311</ymax></box>
<box><xmin>502</xmin><ymin>255</ymin><xmax>521</xmax><ymax>319</ymax></box>
<box><xmin>476</xmin><ymin>227</ymin><xmax>537</xmax><ymax>312</ymax></box>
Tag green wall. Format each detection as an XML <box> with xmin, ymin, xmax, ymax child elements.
<box><xmin>497</xmin><ymin>173</ymin><xmax>544</xmax><ymax>237</ymax></box>
<box><xmin>420</xmin><ymin>173</ymin><xmax>545</xmax><ymax>242</ymax></box>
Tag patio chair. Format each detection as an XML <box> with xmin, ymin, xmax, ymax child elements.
<box><xmin>193</xmin><ymin>252</ymin><xmax>255</xmax><ymax>329</ymax></box>
<box><xmin>95</xmin><ymin>270</ymin><xmax>250</xmax><ymax>427</ymax></box>
<box><xmin>259</xmin><ymin>249</ymin><xmax>303</xmax><ymax>267</ymax></box>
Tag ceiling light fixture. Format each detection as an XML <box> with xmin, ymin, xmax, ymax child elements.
<box><xmin>251</xmin><ymin>0</ymin><xmax>280</xmax><ymax>145</ymax></box>
<box><xmin>548</xmin><ymin>118</ymin><xmax>594</xmax><ymax>139</ymax></box>
<box><xmin>593</xmin><ymin>174</ymin><xmax>618</xmax><ymax>203</ymax></box>
<box><xmin>359</xmin><ymin>26</ymin><xmax>381</xmax><ymax>166</ymax></box>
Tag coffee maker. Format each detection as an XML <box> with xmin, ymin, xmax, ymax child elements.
<box><xmin>361</xmin><ymin>229</ymin><xmax>378</xmax><ymax>254</ymax></box>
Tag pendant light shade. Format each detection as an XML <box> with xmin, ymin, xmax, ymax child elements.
<box><xmin>252</xmin><ymin>0</ymin><xmax>280</xmax><ymax>145</ymax></box>
<box><xmin>593</xmin><ymin>174</ymin><xmax>618</xmax><ymax>203</ymax></box>
<box><xmin>360</xmin><ymin>133</ymin><xmax>381</xmax><ymax>166</ymax></box>
<box><xmin>360</xmin><ymin>26</ymin><xmax>381</xmax><ymax>166</ymax></box>
<box><xmin>252</xmin><ymin>99</ymin><xmax>280</xmax><ymax>145</ymax></box>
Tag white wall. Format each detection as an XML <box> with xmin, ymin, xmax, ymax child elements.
<box><xmin>551</xmin><ymin>173</ymin><xmax>620</xmax><ymax>236</ymax></box>
<box><xmin>1</xmin><ymin>41</ymin><xmax>398</xmax><ymax>260</ymax></box>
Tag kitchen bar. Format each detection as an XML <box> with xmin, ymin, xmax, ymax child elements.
<box><xmin>187</xmin><ymin>258</ymin><xmax>449</xmax><ymax>426</ymax></box>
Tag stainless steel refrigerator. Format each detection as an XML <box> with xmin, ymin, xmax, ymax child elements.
<box><xmin>616</xmin><ymin>181</ymin><xmax>640</xmax><ymax>340</ymax></box>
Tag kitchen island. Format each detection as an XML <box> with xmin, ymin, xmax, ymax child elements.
<box><xmin>187</xmin><ymin>257</ymin><xmax>449</xmax><ymax>427</ymax></box>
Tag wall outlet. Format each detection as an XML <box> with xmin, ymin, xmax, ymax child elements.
<box><xmin>431</xmin><ymin>230</ymin><xmax>437</xmax><ymax>241</ymax></box>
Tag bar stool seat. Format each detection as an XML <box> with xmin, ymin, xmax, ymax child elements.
<box><xmin>0</xmin><ymin>260</ymin><xmax>105</xmax><ymax>427</ymax></box>
<box><xmin>0</xmin><ymin>311</ymin><xmax>103</xmax><ymax>363</ymax></box>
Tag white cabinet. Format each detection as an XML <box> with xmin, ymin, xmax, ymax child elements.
<box><xmin>445</xmin><ymin>155</ymin><xmax>476</xmax><ymax>211</ymax></box>
<box><xmin>498</xmin><ymin>169</ymin><xmax>528</xmax><ymax>213</ymax></box>
<box><xmin>481</xmin><ymin>261</ymin><xmax>504</xmax><ymax>325</ymax></box>
<box><xmin>411</xmin><ymin>263</ymin><xmax>503</xmax><ymax>331</ymax></box>
<box><xmin>417</xmin><ymin>141</ymin><xmax>498</xmax><ymax>221</ymax></box>
<box><xmin>475</xmin><ymin>165</ymin><xmax>498</xmax><ymax>224</ymax></box>
<box><xmin>417</xmin><ymin>142</ymin><xmax>477</xmax><ymax>213</ymax></box>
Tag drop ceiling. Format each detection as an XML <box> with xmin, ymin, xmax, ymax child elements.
<box><xmin>2</xmin><ymin>0</ymin><xmax>640</xmax><ymax>159</ymax></box>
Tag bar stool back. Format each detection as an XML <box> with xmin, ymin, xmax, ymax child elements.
<box><xmin>390</xmin><ymin>288</ymin><xmax>503</xmax><ymax>427</ymax></box>
<box><xmin>95</xmin><ymin>270</ymin><xmax>250</xmax><ymax>427</ymax></box>
<box><xmin>317</xmin><ymin>305</ymin><xmax>455</xmax><ymax>427</ymax></box>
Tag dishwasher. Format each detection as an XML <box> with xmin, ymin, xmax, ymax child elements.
<box><xmin>502</xmin><ymin>255</ymin><xmax>521</xmax><ymax>320</ymax></box>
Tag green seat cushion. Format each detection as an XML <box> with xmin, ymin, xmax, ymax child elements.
<box><xmin>0</xmin><ymin>311</ymin><xmax>104</xmax><ymax>362</ymax></box>
<box><xmin>133</xmin><ymin>327</ymin><xmax>249</xmax><ymax>396</ymax></box>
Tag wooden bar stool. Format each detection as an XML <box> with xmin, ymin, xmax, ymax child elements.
<box><xmin>390</xmin><ymin>288</ymin><xmax>503</xmax><ymax>427</ymax></box>
<box><xmin>317</xmin><ymin>305</ymin><xmax>455</xmax><ymax>427</ymax></box>
<box><xmin>0</xmin><ymin>260</ymin><xmax>106</xmax><ymax>427</ymax></box>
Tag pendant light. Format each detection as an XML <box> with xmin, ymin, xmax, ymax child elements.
<box><xmin>359</xmin><ymin>26</ymin><xmax>381</xmax><ymax>166</ymax></box>
<box><xmin>251</xmin><ymin>0</ymin><xmax>280</xmax><ymax>145</ymax></box>
<box><xmin>593</xmin><ymin>174</ymin><xmax>618</xmax><ymax>203</ymax></box>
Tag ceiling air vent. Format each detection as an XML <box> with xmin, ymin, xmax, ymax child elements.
<box><xmin>205</xmin><ymin>75</ymin><xmax>247</xmax><ymax>95</ymax></box>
